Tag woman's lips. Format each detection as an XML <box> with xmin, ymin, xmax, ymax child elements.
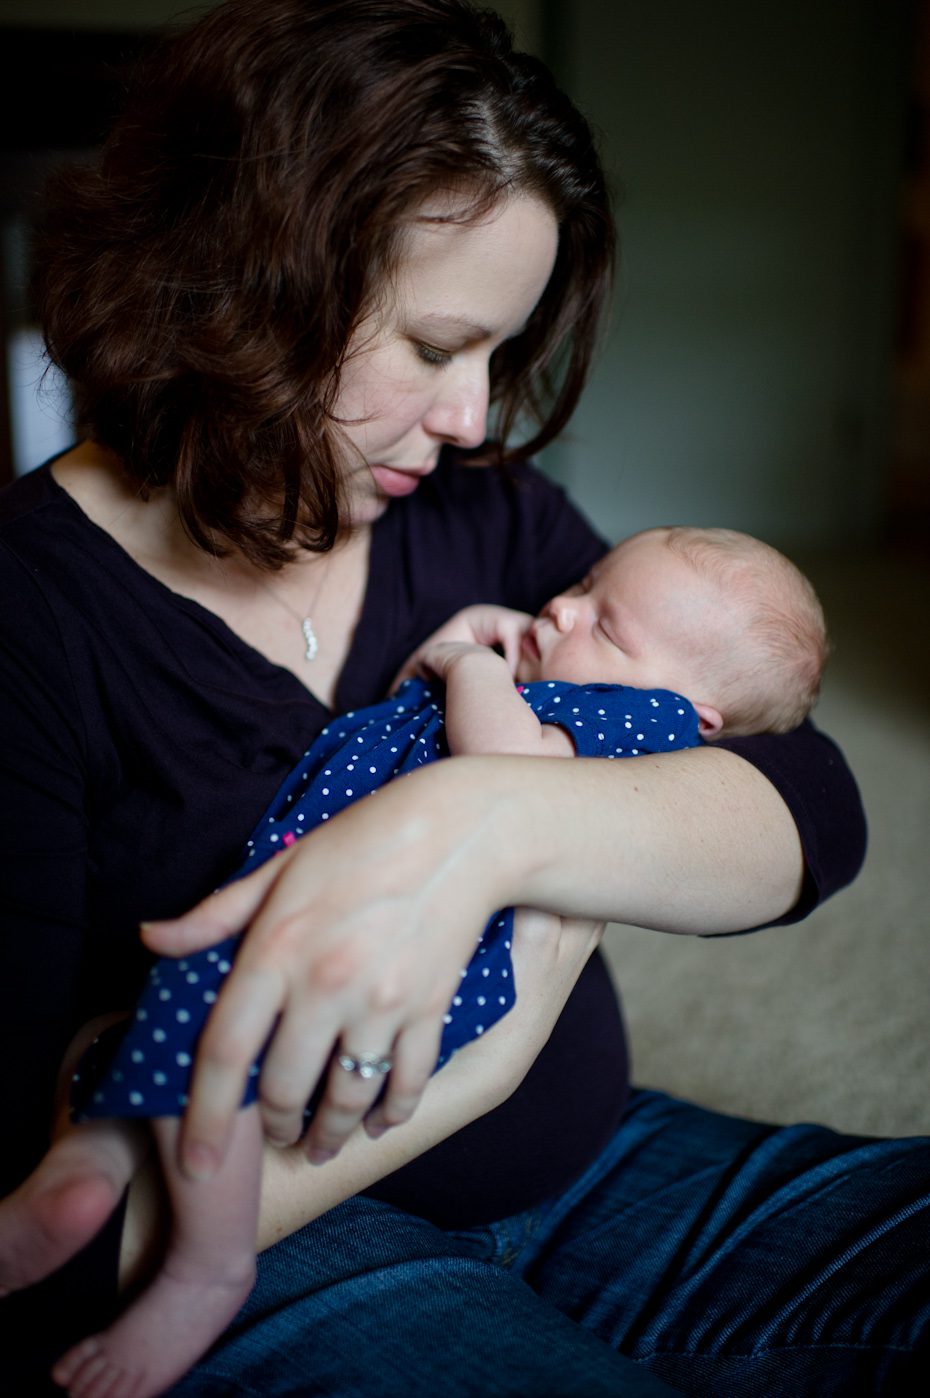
<box><xmin>370</xmin><ymin>465</ymin><xmax>427</xmax><ymax>498</ymax></box>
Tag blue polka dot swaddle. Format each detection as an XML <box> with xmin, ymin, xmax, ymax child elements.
<box><xmin>78</xmin><ymin>678</ymin><xmax>699</xmax><ymax>1121</ymax></box>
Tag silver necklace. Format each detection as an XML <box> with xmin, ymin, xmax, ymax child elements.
<box><xmin>255</xmin><ymin>549</ymin><xmax>339</xmax><ymax>662</ymax></box>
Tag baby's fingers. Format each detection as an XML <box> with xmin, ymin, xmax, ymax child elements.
<box><xmin>496</xmin><ymin>616</ymin><xmax>532</xmax><ymax>675</ymax></box>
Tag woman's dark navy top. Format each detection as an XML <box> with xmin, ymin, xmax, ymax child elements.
<box><xmin>0</xmin><ymin>454</ymin><xmax>867</xmax><ymax>1357</ymax></box>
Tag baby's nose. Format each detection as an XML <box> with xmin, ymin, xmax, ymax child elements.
<box><xmin>548</xmin><ymin>596</ymin><xmax>577</xmax><ymax>632</ymax></box>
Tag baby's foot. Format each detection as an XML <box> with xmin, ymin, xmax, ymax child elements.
<box><xmin>52</xmin><ymin>1254</ymin><xmax>255</xmax><ymax>1398</ymax></box>
<box><xmin>0</xmin><ymin>1122</ymin><xmax>141</xmax><ymax>1296</ymax></box>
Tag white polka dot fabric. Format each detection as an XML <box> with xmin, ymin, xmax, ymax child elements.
<box><xmin>78</xmin><ymin>679</ymin><xmax>699</xmax><ymax>1121</ymax></box>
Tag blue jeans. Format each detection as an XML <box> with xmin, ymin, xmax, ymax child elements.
<box><xmin>171</xmin><ymin>1089</ymin><xmax>930</xmax><ymax>1396</ymax></box>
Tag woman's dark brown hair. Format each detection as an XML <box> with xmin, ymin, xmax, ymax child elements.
<box><xmin>38</xmin><ymin>0</ymin><xmax>614</xmax><ymax>568</ymax></box>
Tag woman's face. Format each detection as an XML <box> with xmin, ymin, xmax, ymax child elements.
<box><xmin>333</xmin><ymin>194</ymin><xmax>559</xmax><ymax>526</ymax></box>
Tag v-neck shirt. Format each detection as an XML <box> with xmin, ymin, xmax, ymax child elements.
<box><xmin>0</xmin><ymin>453</ymin><xmax>866</xmax><ymax>1236</ymax></box>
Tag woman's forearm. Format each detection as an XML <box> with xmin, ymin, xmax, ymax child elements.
<box><xmin>144</xmin><ymin>744</ymin><xmax>804</xmax><ymax>1171</ymax></box>
<box><xmin>489</xmin><ymin>746</ymin><xmax>805</xmax><ymax>934</ymax></box>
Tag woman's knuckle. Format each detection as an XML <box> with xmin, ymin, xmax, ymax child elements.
<box><xmin>312</xmin><ymin>943</ymin><xmax>363</xmax><ymax>992</ymax></box>
<box><xmin>370</xmin><ymin>978</ymin><xmax>404</xmax><ymax>1013</ymax></box>
<box><xmin>260</xmin><ymin>1085</ymin><xmax>300</xmax><ymax>1116</ymax></box>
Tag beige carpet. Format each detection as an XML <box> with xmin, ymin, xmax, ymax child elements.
<box><xmin>602</xmin><ymin>544</ymin><xmax>930</xmax><ymax>1140</ymax></box>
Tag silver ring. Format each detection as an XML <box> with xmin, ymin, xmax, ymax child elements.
<box><xmin>337</xmin><ymin>1052</ymin><xmax>393</xmax><ymax>1081</ymax></box>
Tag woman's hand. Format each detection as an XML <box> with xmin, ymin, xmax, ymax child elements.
<box><xmin>142</xmin><ymin>744</ymin><xmax>804</xmax><ymax>1183</ymax></box>
<box><xmin>142</xmin><ymin>761</ymin><xmax>527</xmax><ymax>1180</ymax></box>
<box><xmin>119</xmin><ymin>908</ymin><xmax>604</xmax><ymax>1287</ymax></box>
<box><xmin>392</xmin><ymin>604</ymin><xmax>533</xmax><ymax>687</ymax></box>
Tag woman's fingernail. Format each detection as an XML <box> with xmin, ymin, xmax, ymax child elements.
<box><xmin>307</xmin><ymin>1146</ymin><xmax>337</xmax><ymax>1166</ymax></box>
<box><xmin>184</xmin><ymin>1143</ymin><xmax>218</xmax><ymax>1180</ymax></box>
<box><xmin>364</xmin><ymin>1120</ymin><xmax>386</xmax><ymax>1140</ymax></box>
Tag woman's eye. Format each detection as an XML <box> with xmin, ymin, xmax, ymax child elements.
<box><xmin>415</xmin><ymin>342</ymin><xmax>453</xmax><ymax>368</ymax></box>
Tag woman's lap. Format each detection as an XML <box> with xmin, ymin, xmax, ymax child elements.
<box><xmin>506</xmin><ymin>1089</ymin><xmax>930</xmax><ymax>1395</ymax></box>
<box><xmin>171</xmin><ymin>1089</ymin><xmax>930</xmax><ymax>1397</ymax></box>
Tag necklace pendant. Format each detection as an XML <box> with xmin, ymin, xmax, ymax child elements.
<box><xmin>301</xmin><ymin>617</ymin><xmax>319</xmax><ymax>662</ymax></box>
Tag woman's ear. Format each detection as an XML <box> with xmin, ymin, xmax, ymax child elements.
<box><xmin>692</xmin><ymin>702</ymin><xmax>724</xmax><ymax>739</ymax></box>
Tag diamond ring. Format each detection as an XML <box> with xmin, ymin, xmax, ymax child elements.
<box><xmin>336</xmin><ymin>1051</ymin><xmax>393</xmax><ymax>1080</ymax></box>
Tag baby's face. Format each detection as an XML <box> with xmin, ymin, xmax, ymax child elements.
<box><xmin>517</xmin><ymin>532</ymin><xmax>721</xmax><ymax>698</ymax></box>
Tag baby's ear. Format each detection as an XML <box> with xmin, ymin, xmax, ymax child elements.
<box><xmin>692</xmin><ymin>702</ymin><xmax>724</xmax><ymax>739</ymax></box>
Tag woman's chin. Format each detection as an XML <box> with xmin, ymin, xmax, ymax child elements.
<box><xmin>341</xmin><ymin>492</ymin><xmax>390</xmax><ymax>530</ymax></box>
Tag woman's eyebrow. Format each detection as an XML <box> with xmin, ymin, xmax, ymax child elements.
<box><xmin>414</xmin><ymin>311</ymin><xmax>529</xmax><ymax>340</ymax></box>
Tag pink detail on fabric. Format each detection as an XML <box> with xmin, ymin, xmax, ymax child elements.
<box><xmin>283</xmin><ymin>831</ymin><xmax>297</xmax><ymax>847</ymax></box>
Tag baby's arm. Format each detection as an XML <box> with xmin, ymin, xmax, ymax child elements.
<box><xmin>415</xmin><ymin>634</ymin><xmax>575</xmax><ymax>759</ymax></box>
<box><xmin>400</xmin><ymin>604</ymin><xmax>573</xmax><ymax>758</ymax></box>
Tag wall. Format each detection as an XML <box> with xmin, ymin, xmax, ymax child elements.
<box><xmin>542</xmin><ymin>0</ymin><xmax>910</xmax><ymax>548</ymax></box>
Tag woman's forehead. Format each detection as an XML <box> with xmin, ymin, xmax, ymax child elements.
<box><xmin>389</xmin><ymin>195</ymin><xmax>559</xmax><ymax>332</ymax></box>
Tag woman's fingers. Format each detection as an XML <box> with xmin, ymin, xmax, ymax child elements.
<box><xmin>363</xmin><ymin>1016</ymin><xmax>443</xmax><ymax>1138</ymax></box>
<box><xmin>302</xmin><ymin>1017</ymin><xmax>400</xmax><ymax>1163</ymax></box>
<box><xmin>256</xmin><ymin>1010</ymin><xmax>340</xmax><ymax>1148</ymax></box>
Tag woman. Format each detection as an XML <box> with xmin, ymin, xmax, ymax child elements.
<box><xmin>0</xmin><ymin>2</ymin><xmax>924</xmax><ymax>1394</ymax></box>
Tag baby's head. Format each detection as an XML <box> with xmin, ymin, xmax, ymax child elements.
<box><xmin>517</xmin><ymin>526</ymin><xmax>827</xmax><ymax>737</ymax></box>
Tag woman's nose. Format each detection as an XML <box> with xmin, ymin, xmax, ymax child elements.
<box><xmin>424</xmin><ymin>363</ymin><xmax>490</xmax><ymax>449</ymax></box>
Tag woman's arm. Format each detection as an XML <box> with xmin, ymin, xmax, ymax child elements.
<box><xmin>143</xmin><ymin>743</ymin><xmax>804</xmax><ymax>1177</ymax></box>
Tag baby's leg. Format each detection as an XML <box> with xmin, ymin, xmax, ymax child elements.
<box><xmin>53</xmin><ymin>1104</ymin><xmax>262</xmax><ymax>1398</ymax></box>
<box><xmin>0</xmin><ymin>1118</ymin><xmax>146</xmax><ymax>1296</ymax></box>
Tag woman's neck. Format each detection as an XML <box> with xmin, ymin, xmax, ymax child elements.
<box><xmin>51</xmin><ymin>441</ymin><xmax>373</xmax><ymax>709</ymax></box>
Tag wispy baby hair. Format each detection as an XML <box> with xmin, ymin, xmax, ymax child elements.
<box><xmin>663</xmin><ymin>526</ymin><xmax>828</xmax><ymax>735</ymax></box>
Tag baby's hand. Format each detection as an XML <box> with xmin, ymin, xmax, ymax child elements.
<box><xmin>413</xmin><ymin>640</ymin><xmax>510</xmax><ymax>684</ymax></box>
<box><xmin>393</xmin><ymin>605</ymin><xmax>533</xmax><ymax>687</ymax></box>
